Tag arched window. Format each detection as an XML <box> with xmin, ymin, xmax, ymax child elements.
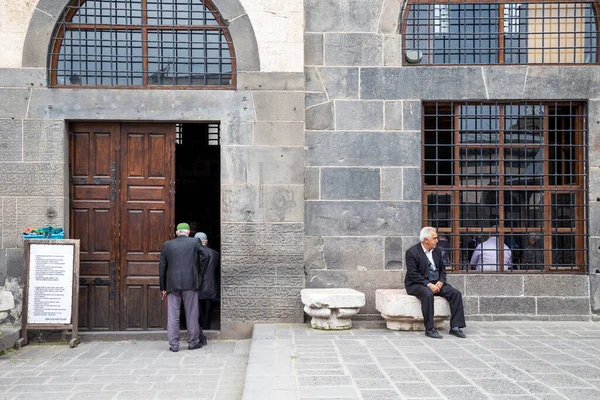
<box><xmin>402</xmin><ymin>0</ymin><xmax>599</xmax><ymax>65</ymax></box>
<box><xmin>49</xmin><ymin>0</ymin><xmax>235</xmax><ymax>88</ymax></box>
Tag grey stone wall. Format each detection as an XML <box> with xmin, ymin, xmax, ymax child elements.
<box><xmin>0</xmin><ymin>69</ymin><xmax>305</xmax><ymax>339</ymax></box>
<box><xmin>304</xmin><ymin>0</ymin><xmax>596</xmax><ymax>320</ymax></box>
<box><xmin>221</xmin><ymin>223</ymin><xmax>304</xmax><ymax>337</ymax></box>
<box><xmin>0</xmin><ymin>74</ymin><xmax>67</xmax><ymax>324</ymax></box>
<box><xmin>448</xmin><ymin>275</ymin><xmax>592</xmax><ymax>321</ymax></box>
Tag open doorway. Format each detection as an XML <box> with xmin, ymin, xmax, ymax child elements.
<box><xmin>175</xmin><ymin>123</ymin><xmax>221</xmax><ymax>330</ymax></box>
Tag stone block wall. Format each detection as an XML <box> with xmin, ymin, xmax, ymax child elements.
<box><xmin>0</xmin><ymin>68</ymin><xmax>305</xmax><ymax>338</ymax></box>
<box><xmin>304</xmin><ymin>0</ymin><xmax>416</xmax><ymax>319</ymax></box>
<box><xmin>220</xmin><ymin>76</ymin><xmax>306</xmax><ymax>338</ymax></box>
<box><xmin>0</xmin><ymin>72</ymin><xmax>67</xmax><ymax>323</ymax></box>
<box><xmin>447</xmin><ymin>275</ymin><xmax>592</xmax><ymax>321</ymax></box>
<box><xmin>0</xmin><ymin>0</ymin><xmax>306</xmax><ymax>339</ymax></box>
<box><xmin>304</xmin><ymin>0</ymin><xmax>598</xmax><ymax>320</ymax></box>
<box><xmin>0</xmin><ymin>1</ymin><xmax>37</xmax><ymax>68</ymax></box>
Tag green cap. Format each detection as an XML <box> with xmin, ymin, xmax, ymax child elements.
<box><xmin>176</xmin><ymin>222</ymin><xmax>190</xmax><ymax>231</ymax></box>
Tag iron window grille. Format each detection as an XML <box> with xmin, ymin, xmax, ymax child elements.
<box><xmin>48</xmin><ymin>0</ymin><xmax>236</xmax><ymax>88</ymax></box>
<box><xmin>207</xmin><ymin>123</ymin><xmax>220</xmax><ymax>146</ymax></box>
<box><xmin>403</xmin><ymin>0</ymin><xmax>600</xmax><ymax>65</ymax></box>
<box><xmin>423</xmin><ymin>101</ymin><xmax>587</xmax><ymax>273</ymax></box>
<box><xmin>175</xmin><ymin>122</ymin><xmax>219</xmax><ymax>145</ymax></box>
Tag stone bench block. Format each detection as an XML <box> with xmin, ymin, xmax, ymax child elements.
<box><xmin>301</xmin><ymin>288</ymin><xmax>365</xmax><ymax>330</ymax></box>
<box><xmin>376</xmin><ymin>289</ymin><xmax>450</xmax><ymax>331</ymax></box>
<box><xmin>0</xmin><ymin>290</ymin><xmax>15</xmax><ymax>312</ymax></box>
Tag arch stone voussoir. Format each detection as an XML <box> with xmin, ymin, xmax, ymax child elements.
<box><xmin>22</xmin><ymin>0</ymin><xmax>260</xmax><ymax>74</ymax></box>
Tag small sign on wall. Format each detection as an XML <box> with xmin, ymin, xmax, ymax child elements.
<box><xmin>20</xmin><ymin>239</ymin><xmax>80</xmax><ymax>348</ymax></box>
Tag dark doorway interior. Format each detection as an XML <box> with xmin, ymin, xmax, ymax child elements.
<box><xmin>175</xmin><ymin>123</ymin><xmax>221</xmax><ymax>330</ymax></box>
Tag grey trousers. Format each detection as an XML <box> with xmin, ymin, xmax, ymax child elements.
<box><xmin>167</xmin><ymin>290</ymin><xmax>200</xmax><ymax>349</ymax></box>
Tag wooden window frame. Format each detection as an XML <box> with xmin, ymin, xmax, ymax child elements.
<box><xmin>48</xmin><ymin>0</ymin><xmax>236</xmax><ymax>89</ymax></box>
<box><xmin>402</xmin><ymin>0</ymin><xmax>600</xmax><ymax>65</ymax></box>
<box><xmin>422</xmin><ymin>101</ymin><xmax>588</xmax><ymax>273</ymax></box>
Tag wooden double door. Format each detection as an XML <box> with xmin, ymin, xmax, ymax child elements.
<box><xmin>70</xmin><ymin>122</ymin><xmax>175</xmax><ymax>330</ymax></box>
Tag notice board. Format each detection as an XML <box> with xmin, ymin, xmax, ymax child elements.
<box><xmin>20</xmin><ymin>239</ymin><xmax>80</xmax><ymax>348</ymax></box>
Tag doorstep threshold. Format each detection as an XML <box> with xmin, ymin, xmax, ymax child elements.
<box><xmin>79</xmin><ymin>329</ymin><xmax>220</xmax><ymax>341</ymax></box>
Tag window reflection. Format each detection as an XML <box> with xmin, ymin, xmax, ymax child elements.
<box><xmin>52</xmin><ymin>0</ymin><xmax>235</xmax><ymax>88</ymax></box>
<box><xmin>404</xmin><ymin>1</ymin><xmax>598</xmax><ymax>65</ymax></box>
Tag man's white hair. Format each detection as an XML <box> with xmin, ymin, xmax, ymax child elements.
<box><xmin>176</xmin><ymin>229</ymin><xmax>190</xmax><ymax>236</ymax></box>
<box><xmin>420</xmin><ymin>227</ymin><xmax>436</xmax><ymax>242</ymax></box>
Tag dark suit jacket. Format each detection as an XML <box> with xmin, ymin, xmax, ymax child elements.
<box><xmin>159</xmin><ymin>235</ymin><xmax>201</xmax><ymax>292</ymax></box>
<box><xmin>404</xmin><ymin>242</ymin><xmax>447</xmax><ymax>288</ymax></box>
<box><xmin>198</xmin><ymin>245</ymin><xmax>219</xmax><ymax>299</ymax></box>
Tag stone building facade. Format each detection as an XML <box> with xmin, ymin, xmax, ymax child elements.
<box><xmin>0</xmin><ymin>0</ymin><xmax>598</xmax><ymax>339</ymax></box>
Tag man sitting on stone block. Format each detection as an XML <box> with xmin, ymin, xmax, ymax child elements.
<box><xmin>405</xmin><ymin>227</ymin><xmax>466</xmax><ymax>339</ymax></box>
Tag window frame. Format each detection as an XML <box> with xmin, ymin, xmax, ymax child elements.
<box><xmin>401</xmin><ymin>0</ymin><xmax>600</xmax><ymax>66</ymax></box>
<box><xmin>48</xmin><ymin>0</ymin><xmax>236</xmax><ymax>89</ymax></box>
<box><xmin>422</xmin><ymin>101</ymin><xmax>588</xmax><ymax>273</ymax></box>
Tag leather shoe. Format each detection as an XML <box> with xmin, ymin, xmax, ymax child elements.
<box><xmin>188</xmin><ymin>342</ymin><xmax>204</xmax><ymax>350</ymax></box>
<box><xmin>449</xmin><ymin>327</ymin><xmax>466</xmax><ymax>338</ymax></box>
<box><xmin>425</xmin><ymin>328</ymin><xmax>443</xmax><ymax>339</ymax></box>
<box><xmin>169</xmin><ymin>347</ymin><xmax>179</xmax><ymax>352</ymax></box>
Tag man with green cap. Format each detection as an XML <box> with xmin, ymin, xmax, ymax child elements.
<box><xmin>159</xmin><ymin>222</ymin><xmax>206</xmax><ymax>352</ymax></box>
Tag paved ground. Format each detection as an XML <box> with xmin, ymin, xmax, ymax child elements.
<box><xmin>1</xmin><ymin>322</ymin><xmax>600</xmax><ymax>400</ymax></box>
<box><xmin>0</xmin><ymin>338</ymin><xmax>249</xmax><ymax>400</ymax></box>
<box><xmin>243</xmin><ymin>322</ymin><xmax>600</xmax><ymax>400</ymax></box>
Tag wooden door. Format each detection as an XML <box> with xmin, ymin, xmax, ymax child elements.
<box><xmin>119</xmin><ymin>124</ymin><xmax>175</xmax><ymax>330</ymax></box>
<box><xmin>69</xmin><ymin>122</ymin><xmax>175</xmax><ymax>331</ymax></box>
<box><xmin>70</xmin><ymin>123</ymin><xmax>119</xmax><ymax>330</ymax></box>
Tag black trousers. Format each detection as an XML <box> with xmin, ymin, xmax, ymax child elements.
<box><xmin>406</xmin><ymin>284</ymin><xmax>466</xmax><ymax>330</ymax></box>
<box><xmin>198</xmin><ymin>299</ymin><xmax>212</xmax><ymax>330</ymax></box>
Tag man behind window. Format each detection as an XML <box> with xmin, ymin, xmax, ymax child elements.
<box><xmin>405</xmin><ymin>227</ymin><xmax>467</xmax><ymax>339</ymax></box>
<box><xmin>469</xmin><ymin>234</ymin><xmax>512</xmax><ymax>271</ymax></box>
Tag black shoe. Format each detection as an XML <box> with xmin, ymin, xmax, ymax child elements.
<box><xmin>449</xmin><ymin>327</ymin><xmax>466</xmax><ymax>338</ymax></box>
<box><xmin>169</xmin><ymin>347</ymin><xmax>179</xmax><ymax>352</ymax></box>
<box><xmin>189</xmin><ymin>342</ymin><xmax>204</xmax><ymax>350</ymax></box>
<box><xmin>425</xmin><ymin>328</ymin><xmax>443</xmax><ymax>339</ymax></box>
<box><xmin>199</xmin><ymin>337</ymin><xmax>208</xmax><ymax>346</ymax></box>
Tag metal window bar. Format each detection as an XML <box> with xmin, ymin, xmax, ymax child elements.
<box><xmin>49</xmin><ymin>0</ymin><xmax>236</xmax><ymax>88</ymax></box>
<box><xmin>403</xmin><ymin>0</ymin><xmax>600</xmax><ymax>65</ymax></box>
<box><xmin>207</xmin><ymin>123</ymin><xmax>220</xmax><ymax>146</ymax></box>
<box><xmin>175</xmin><ymin>123</ymin><xmax>183</xmax><ymax>144</ymax></box>
<box><xmin>422</xmin><ymin>101</ymin><xmax>587</xmax><ymax>273</ymax></box>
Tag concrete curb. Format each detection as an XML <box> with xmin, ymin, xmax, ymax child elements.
<box><xmin>242</xmin><ymin>324</ymin><xmax>298</xmax><ymax>400</ymax></box>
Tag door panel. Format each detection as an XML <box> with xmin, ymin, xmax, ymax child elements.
<box><xmin>147</xmin><ymin>285</ymin><xmax>165</xmax><ymax>329</ymax></box>
<box><xmin>120</xmin><ymin>124</ymin><xmax>174</xmax><ymax>330</ymax></box>
<box><xmin>69</xmin><ymin>123</ymin><xmax>118</xmax><ymax>331</ymax></box>
<box><xmin>70</xmin><ymin>122</ymin><xmax>174</xmax><ymax>331</ymax></box>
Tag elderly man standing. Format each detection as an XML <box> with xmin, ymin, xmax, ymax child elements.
<box><xmin>159</xmin><ymin>222</ymin><xmax>203</xmax><ymax>352</ymax></box>
<box><xmin>405</xmin><ymin>227</ymin><xmax>466</xmax><ymax>339</ymax></box>
<box><xmin>195</xmin><ymin>232</ymin><xmax>220</xmax><ymax>335</ymax></box>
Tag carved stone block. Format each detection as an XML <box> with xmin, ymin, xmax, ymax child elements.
<box><xmin>0</xmin><ymin>118</ymin><xmax>23</xmax><ymax>162</ymax></box>
<box><xmin>376</xmin><ymin>289</ymin><xmax>450</xmax><ymax>331</ymax></box>
<box><xmin>301</xmin><ymin>288</ymin><xmax>365</xmax><ymax>330</ymax></box>
<box><xmin>221</xmin><ymin>223</ymin><xmax>304</xmax><ymax>324</ymax></box>
<box><xmin>23</xmin><ymin>120</ymin><xmax>65</xmax><ymax>162</ymax></box>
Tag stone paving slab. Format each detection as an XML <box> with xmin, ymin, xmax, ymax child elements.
<box><xmin>243</xmin><ymin>322</ymin><xmax>600</xmax><ymax>400</ymax></box>
<box><xmin>0</xmin><ymin>338</ymin><xmax>249</xmax><ymax>400</ymax></box>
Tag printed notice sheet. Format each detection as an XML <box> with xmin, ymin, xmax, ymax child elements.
<box><xmin>27</xmin><ymin>244</ymin><xmax>74</xmax><ymax>324</ymax></box>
